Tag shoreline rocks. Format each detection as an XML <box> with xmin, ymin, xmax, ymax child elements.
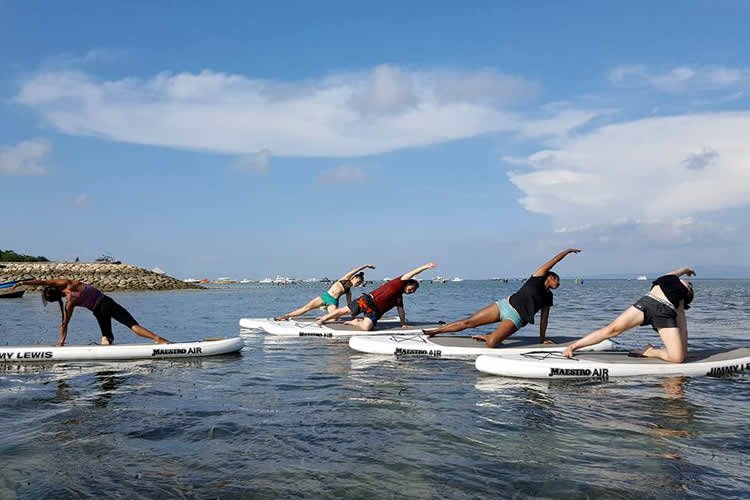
<box><xmin>0</xmin><ymin>262</ymin><xmax>203</xmax><ymax>292</ymax></box>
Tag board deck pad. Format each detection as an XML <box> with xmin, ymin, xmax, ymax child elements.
<box><xmin>349</xmin><ymin>334</ymin><xmax>613</xmax><ymax>357</ymax></box>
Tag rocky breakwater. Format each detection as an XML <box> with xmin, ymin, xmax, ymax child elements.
<box><xmin>0</xmin><ymin>262</ymin><xmax>203</xmax><ymax>292</ymax></box>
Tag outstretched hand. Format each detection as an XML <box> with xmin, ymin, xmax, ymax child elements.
<box><xmin>566</xmin><ymin>248</ymin><xmax>582</xmax><ymax>254</ymax></box>
<box><xmin>424</xmin><ymin>262</ymin><xmax>437</xmax><ymax>269</ymax></box>
<box><xmin>563</xmin><ymin>346</ymin><xmax>574</xmax><ymax>358</ymax></box>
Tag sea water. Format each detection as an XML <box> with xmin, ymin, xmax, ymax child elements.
<box><xmin>1</xmin><ymin>280</ymin><xmax>748</xmax><ymax>498</ymax></box>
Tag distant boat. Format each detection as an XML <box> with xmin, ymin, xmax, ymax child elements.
<box><xmin>183</xmin><ymin>278</ymin><xmax>201</xmax><ymax>284</ymax></box>
<box><xmin>273</xmin><ymin>276</ymin><xmax>296</xmax><ymax>285</ymax></box>
<box><xmin>199</xmin><ymin>279</ymin><xmax>210</xmax><ymax>284</ymax></box>
<box><xmin>432</xmin><ymin>276</ymin><xmax>448</xmax><ymax>283</ymax></box>
<box><xmin>636</xmin><ymin>275</ymin><xmax>648</xmax><ymax>281</ymax></box>
<box><xmin>239</xmin><ymin>279</ymin><xmax>252</xmax><ymax>284</ymax></box>
<box><xmin>303</xmin><ymin>277</ymin><xmax>320</xmax><ymax>283</ymax></box>
<box><xmin>214</xmin><ymin>277</ymin><xmax>237</xmax><ymax>284</ymax></box>
<box><xmin>320</xmin><ymin>277</ymin><xmax>331</xmax><ymax>283</ymax></box>
<box><xmin>383</xmin><ymin>277</ymin><xmax>392</xmax><ymax>282</ymax></box>
<box><xmin>0</xmin><ymin>281</ymin><xmax>26</xmax><ymax>298</ymax></box>
<box><xmin>451</xmin><ymin>277</ymin><xmax>464</xmax><ymax>282</ymax></box>
<box><xmin>259</xmin><ymin>278</ymin><xmax>273</xmax><ymax>284</ymax></box>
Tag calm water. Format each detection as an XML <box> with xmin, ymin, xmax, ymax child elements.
<box><xmin>1</xmin><ymin>280</ymin><xmax>749</xmax><ymax>499</ymax></box>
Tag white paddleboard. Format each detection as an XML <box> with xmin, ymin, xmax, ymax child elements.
<box><xmin>261</xmin><ymin>320</ymin><xmax>444</xmax><ymax>337</ymax></box>
<box><xmin>239</xmin><ymin>315</ymin><xmax>400</xmax><ymax>330</ymax></box>
<box><xmin>0</xmin><ymin>337</ymin><xmax>245</xmax><ymax>362</ymax></box>
<box><xmin>349</xmin><ymin>335</ymin><xmax>613</xmax><ymax>358</ymax></box>
<box><xmin>475</xmin><ymin>348</ymin><xmax>750</xmax><ymax>380</ymax></box>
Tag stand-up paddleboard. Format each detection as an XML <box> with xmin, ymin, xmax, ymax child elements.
<box><xmin>349</xmin><ymin>335</ymin><xmax>613</xmax><ymax>358</ymax></box>
<box><xmin>0</xmin><ymin>337</ymin><xmax>245</xmax><ymax>362</ymax></box>
<box><xmin>262</xmin><ymin>319</ymin><xmax>444</xmax><ymax>337</ymax></box>
<box><xmin>475</xmin><ymin>348</ymin><xmax>750</xmax><ymax>380</ymax></box>
<box><xmin>239</xmin><ymin>316</ymin><xmax>400</xmax><ymax>330</ymax></box>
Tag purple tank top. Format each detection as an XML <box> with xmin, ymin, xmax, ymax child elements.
<box><xmin>72</xmin><ymin>284</ymin><xmax>104</xmax><ymax>311</ymax></box>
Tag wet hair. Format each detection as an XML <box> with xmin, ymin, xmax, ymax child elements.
<box><xmin>42</xmin><ymin>286</ymin><xmax>65</xmax><ymax>319</ymax></box>
<box><xmin>404</xmin><ymin>278</ymin><xmax>419</xmax><ymax>291</ymax></box>
<box><xmin>352</xmin><ymin>272</ymin><xmax>365</xmax><ymax>284</ymax></box>
<box><xmin>545</xmin><ymin>271</ymin><xmax>560</xmax><ymax>281</ymax></box>
<box><xmin>683</xmin><ymin>281</ymin><xmax>694</xmax><ymax>310</ymax></box>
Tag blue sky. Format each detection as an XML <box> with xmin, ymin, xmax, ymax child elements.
<box><xmin>2</xmin><ymin>1</ymin><xmax>749</xmax><ymax>279</ymax></box>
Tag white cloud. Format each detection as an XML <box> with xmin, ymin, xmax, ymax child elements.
<box><xmin>506</xmin><ymin>111</ymin><xmax>750</xmax><ymax>227</ymax></box>
<box><xmin>317</xmin><ymin>166</ymin><xmax>368</xmax><ymax>184</ymax></box>
<box><xmin>609</xmin><ymin>64</ymin><xmax>748</xmax><ymax>92</ymax></box>
<box><xmin>232</xmin><ymin>149</ymin><xmax>270</xmax><ymax>173</ymax></box>
<box><xmin>15</xmin><ymin>65</ymin><xmax>596</xmax><ymax>158</ymax></box>
<box><xmin>0</xmin><ymin>140</ymin><xmax>51</xmax><ymax>175</ymax></box>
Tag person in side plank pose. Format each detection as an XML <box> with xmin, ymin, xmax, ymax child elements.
<box><xmin>316</xmin><ymin>262</ymin><xmax>437</xmax><ymax>331</ymax></box>
<box><xmin>19</xmin><ymin>279</ymin><xmax>170</xmax><ymax>346</ymax></box>
<box><xmin>422</xmin><ymin>249</ymin><xmax>581</xmax><ymax>347</ymax></box>
<box><xmin>274</xmin><ymin>264</ymin><xmax>375</xmax><ymax>321</ymax></box>
<box><xmin>563</xmin><ymin>267</ymin><xmax>695</xmax><ymax>362</ymax></box>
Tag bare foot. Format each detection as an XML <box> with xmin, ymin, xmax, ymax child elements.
<box><xmin>542</xmin><ymin>339</ymin><xmax>555</xmax><ymax>344</ymax></box>
<box><xmin>274</xmin><ymin>316</ymin><xmax>287</xmax><ymax>322</ymax></box>
<box><xmin>629</xmin><ymin>343</ymin><xmax>654</xmax><ymax>358</ymax></box>
<box><xmin>422</xmin><ymin>329</ymin><xmax>438</xmax><ymax>337</ymax></box>
<box><xmin>472</xmin><ymin>334</ymin><xmax>488</xmax><ymax>343</ymax></box>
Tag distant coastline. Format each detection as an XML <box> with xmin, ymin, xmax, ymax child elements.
<box><xmin>0</xmin><ymin>262</ymin><xmax>202</xmax><ymax>292</ymax></box>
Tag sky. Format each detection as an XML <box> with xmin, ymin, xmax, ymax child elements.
<box><xmin>2</xmin><ymin>1</ymin><xmax>749</xmax><ymax>280</ymax></box>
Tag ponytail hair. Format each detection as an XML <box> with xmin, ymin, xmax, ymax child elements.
<box><xmin>41</xmin><ymin>286</ymin><xmax>64</xmax><ymax>320</ymax></box>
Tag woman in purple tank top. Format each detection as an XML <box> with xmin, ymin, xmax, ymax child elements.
<box><xmin>20</xmin><ymin>279</ymin><xmax>170</xmax><ymax>346</ymax></box>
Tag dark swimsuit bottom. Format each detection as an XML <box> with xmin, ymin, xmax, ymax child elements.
<box><xmin>92</xmin><ymin>296</ymin><xmax>138</xmax><ymax>341</ymax></box>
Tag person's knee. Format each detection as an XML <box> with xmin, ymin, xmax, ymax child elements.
<box><xmin>666</xmin><ymin>351</ymin><xmax>686</xmax><ymax>363</ymax></box>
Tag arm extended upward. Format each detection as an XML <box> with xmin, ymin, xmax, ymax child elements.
<box><xmin>532</xmin><ymin>249</ymin><xmax>581</xmax><ymax>277</ymax></box>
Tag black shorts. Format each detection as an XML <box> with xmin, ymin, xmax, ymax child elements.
<box><xmin>349</xmin><ymin>294</ymin><xmax>380</xmax><ymax>326</ymax></box>
<box><xmin>92</xmin><ymin>296</ymin><xmax>138</xmax><ymax>341</ymax></box>
<box><xmin>632</xmin><ymin>296</ymin><xmax>677</xmax><ymax>331</ymax></box>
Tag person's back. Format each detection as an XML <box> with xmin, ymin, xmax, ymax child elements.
<box><xmin>369</xmin><ymin>276</ymin><xmax>406</xmax><ymax>316</ymax></box>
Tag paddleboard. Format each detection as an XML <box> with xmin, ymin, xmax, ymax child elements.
<box><xmin>0</xmin><ymin>280</ymin><xmax>26</xmax><ymax>299</ymax></box>
<box><xmin>0</xmin><ymin>337</ymin><xmax>245</xmax><ymax>362</ymax></box>
<box><xmin>239</xmin><ymin>316</ymin><xmax>400</xmax><ymax>330</ymax></box>
<box><xmin>349</xmin><ymin>335</ymin><xmax>613</xmax><ymax>358</ymax></box>
<box><xmin>261</xmin><ymin>320</ymin><xmax>444</xmax><ymax>337</ymax></box>
<box><xmin>475</xmin><ymin>348</ymin><xmax>750</xmax><ymax>380</ymax></box>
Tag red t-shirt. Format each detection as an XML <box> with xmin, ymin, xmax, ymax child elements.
<box><xmin>370</xmin><ymin>275</ymin><xmax>406</xmax><ymax>314</ymax></box>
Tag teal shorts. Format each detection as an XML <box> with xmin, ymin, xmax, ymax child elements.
<box><xmin>496</xmin><ymin>298</ymin><xmax>525</xmax><ymax>330</ymax></box>
<box><xmin>320</xmin><ymin>292</ymin><xmax>339</xmax><ymax>307</ymax></box>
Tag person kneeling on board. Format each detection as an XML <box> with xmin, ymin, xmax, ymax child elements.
<box><xmin>316</xmin><ymin>262</ymin><xmax>437</xmax><ymax>331</ymax></box>
<box><xmin>422</xmin><ymin>248</ymin><xmax>582</xmax><ymax>347</ymax></box>
<box><xmin>20</xmin><ymin>279</ymin><xmax>171</xmax><ymax>346</ymax></box>
<box><xmin>563</xmin><ymin>267</ymin><xmax>695</xmax><ymax>362</ymax></box>
<box><xmin>274</xmin><ymin>264</ymin><xmax>374</xmax><ymax>321</ymax></box>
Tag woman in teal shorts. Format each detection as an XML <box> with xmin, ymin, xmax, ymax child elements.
<box><xmin>423</xmin><ymin>249</ymin><xmax>580</xmax><ymax>347</ymax></box>
<box><xmin>275</xmin><ymin>264</ymin><xmax>374</xmax><ymax>321</ymax></box>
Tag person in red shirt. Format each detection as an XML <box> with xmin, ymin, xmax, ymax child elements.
<box><xmin>422</xmin><ymin>249</ymin><xmax>581</xmax><ymax>347</ymax></box>
<box><xmin>316</xmin><ymin>262</ymin><xmax>437</xmax><ymax>331</ymax></box>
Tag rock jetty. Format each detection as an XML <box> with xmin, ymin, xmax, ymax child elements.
<box><xmin>0</xmin><ymin>262</ymin><xmax>202</xmax><ymax>292</ymax></box>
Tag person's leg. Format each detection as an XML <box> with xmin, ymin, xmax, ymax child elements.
<box><xmin>93</xmin><ymin>308</ymin><xmax>114</xmax><ymax>345</ymax></box>
<box><xmin>316</xmin><ymin>306</ymin><xmax>352</xmax><ymax>325</ymax></box>
<box><xmin>107</xmin><ymin>297</ymin><xmax>171</xmax><ymax>344</ymax></box>
<box><xmin>276</xmin><ymin>296</ymin><xmax>325</xmax><ymax>321</ymax></box>
<box><xmin>423</xmin><ymin>303</ymin><xmax>501</xmax><ymax>336</ymax></box>
<box><xmin>638</xmin><ymin>327</ymin><xmax>686</xmax><ymax>363</ymax></box>
<box><xmin>344</xmin><ymin>317</ymin><xmax>375</xmax><ymax>331</ymax></box>
<box><xmin>586</xmin><ymin>306</ymin><xmax>644</xmax><ymax>342</ymax></box>
<box><xmin>472</xmin><ymin>319</ymin><xmax>518</xmax><ymax>347</ymax></box>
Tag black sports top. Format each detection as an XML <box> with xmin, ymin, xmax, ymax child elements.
<box><xmin>509</xmin><ymin>276</ymin><xmax>554</xmax><ymax>325</ymax></box>
<box><xmin>651</xmin><ymin>275</ymin><xmax>693</xmax><ymax>310</ymax></box>
<box><xmin>338</xmin><ymin>279</ymin><xmax>353</xmax><ymax>293</ymax></box>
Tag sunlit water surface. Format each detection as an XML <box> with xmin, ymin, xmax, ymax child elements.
<box><xmin>1</xmin><ymin>280</ymin><xmax>748</xmax><ymax>499</ymax></box>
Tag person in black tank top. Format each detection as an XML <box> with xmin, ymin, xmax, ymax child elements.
<box><xmin>563</xmin><ymin>267</ymin><xmax>695</xmax><ymax>363</ymax></box>
<box><xmin>423</xmin><ymin>249</ymin><xmax>581</xmax><ymax>347</ymax></box>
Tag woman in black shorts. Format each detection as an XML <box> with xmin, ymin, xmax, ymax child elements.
<box><xmin>563</xmin><ymin>267</ymin><xmax>695</xmax><ymax>362</ymax></box>
<box><xmin>20</xmin><ymin>279</ymin><xmax>170</xmax><ymax>346</ymax></box>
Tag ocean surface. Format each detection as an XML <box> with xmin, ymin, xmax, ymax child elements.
<box><xmin>1</xmin><ymin>279</ymin><xmax>748</xmax><ymax>499</ymax></box>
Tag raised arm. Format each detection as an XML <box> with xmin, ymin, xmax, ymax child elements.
<box><xmin>401</xmin><ymin>262</ymin><xmax>437</xmax><ymax>281</ymax></box>
<box><xmin>340</xmin><ymin>264</ymin><xmax>375</xmax><ymax>281</ymax></box>
<box><xmin>22</xmin><ymin>279</ymin><xmax>76</xmax><ymax>288</ymax></box>
<box><xmin>532</xmin><ymin>249</ymin><xmax>581</xmax><ymax>277</ymax></box>
<box><xmin>667</xmin><ymin>267</ymin><xmax>695</xmax><ymax>277</ymax></box>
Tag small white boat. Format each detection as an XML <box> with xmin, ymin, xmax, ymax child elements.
<box><xmin>383</xmin><ymin>277</ymin><xmax>392</xmax><ymax>282</ymax></box>
<box><xmin>636</xmin><ymin>275</ymin><xmax>648</xmax><ymax>281</ymax></box>
<box><xmin>272</xmin><ymin>275</ymin><xmax>296</xmax><ymax>285</ymax></box>
<box><xmin>259</xmin><ymin>278</ymin><xmax>273</xmax><ymax>284</ymax></box>
<box><xmin>239</xmin><ymin>279</ymin><xmax>252</xmax><ymax>284</ymax></box>
<box><xmin>183</xmin><ymin>278</ymin><xmax>201</xmax><ymax>284</ymax></box>
<box><xmin>432</xmin><ymin>276</ymin><xmax>448</xmax><ymax>283</ymax></box>
<box><xmin>451</xmin><ymin>277</ymin><xmax>464</xmax><ymax>282</ymax></box>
